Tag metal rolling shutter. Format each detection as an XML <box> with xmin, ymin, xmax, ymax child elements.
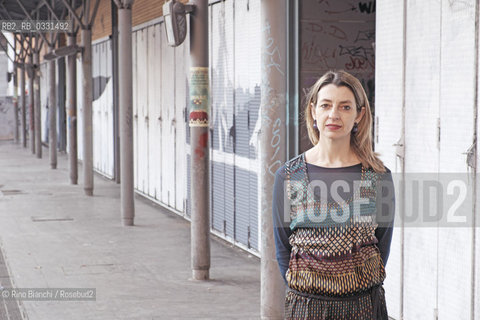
<box><xmin>233</xmin><ymin>0</ymin><xmax>261</xmax><ymax>250</ymax></box>
<box><xmin>210</xmin><ymin>0</ymin><xmax>235</xmax><ymax>238</ymax></box>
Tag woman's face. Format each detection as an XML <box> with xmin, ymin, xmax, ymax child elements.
<box><xmin>311</xmin><ymin>84</ymin><xmax>365</xmax><ymax>141</ymax></box>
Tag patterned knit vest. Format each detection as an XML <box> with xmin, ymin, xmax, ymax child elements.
<box><xmin>284</xmin><ymin>153</ymin><xmax>386</xmax><ymax>296</ymax></box>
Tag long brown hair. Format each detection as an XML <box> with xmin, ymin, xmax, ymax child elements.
<box><xmin>304</xmin><ymin>70</ymin><xmax>386</xmax><ymax>173</ymax></box>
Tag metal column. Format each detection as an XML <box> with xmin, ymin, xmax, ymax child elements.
<box><xmin>13</xmin><ymin>66</ymin><xmax>19</xmax><ymax>144</ymax></box>
<box><xmin>34</xmin><ymin>51</ymin><xmax>42</xmax><ymax>158</ymax></box>
<box><xmin>82</xmin><ymin>27</ymin><xmax>94</xmax><ymax>195</ymax></box>
<box><xmin>59</xmin><ymin>0</ymin><xmax>98</xmax><ymax>194</ymax></box>
<box><xmin>28</xmin><ymin>49</ymin><xmax>35</xmax><ymax>154</ymax></box>
<box><xmin>260</xmin><ymin>0</ymin><xmax>288</xmax><ymax>318</ymax></box>
<box><xmin>117</xmin><ymin>3</ymin><xmax>135</xmax><ymax>225</ymax></box>
<box><xmin>49</xmin><ymin>42</ymin><xmax>57</xmax><ymax>169</ymax></box>
<box><xmin>20</xmin><ymin>63</ymin><xmax>26</xmax><ymax>148</ymax></box>
<box><xmin>67</xmin><ymin>35</ymin><xmax>78</xmax><ymax>184</ymax></box>
<box><xmin>56</xmin><ymin>57</ymin><xmax>66</xmax><ymax>152</ymax></box>
<box><xmin>111</xmin><ymin>0</ymin><xmax>120</xmax><ymax>184</ymax></box>
<box><xmin>189</xmin><ymin>0</ymin><xmax>210</xmax><ymax>281</ymax></box>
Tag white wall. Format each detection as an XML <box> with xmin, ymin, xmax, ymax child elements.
<box><xmin>376</xmin><ymin>0</ymin><xmax>478</xmax><ymax>319</ymax></box>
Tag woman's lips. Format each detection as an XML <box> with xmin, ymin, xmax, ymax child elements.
<box><xmin>326</xmin><ymin>124</ymin><xmax>341</xmax><ymax>131</ymax></box>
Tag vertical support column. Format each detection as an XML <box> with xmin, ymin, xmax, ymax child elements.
<box><xmin>20</xmin><ymin>63</ymin><xmax>26</xmax><ymax>148</ymax></box>
<box><xmin>112</xmin><ymin>0</ymin><xmax>120</xmax><ymax>184</ymax></box>
<box><xmin>117</xmin><ymin>4</ymin><xmax>134</xmax><ymax>225</ymax></box>
<box><xmin>57</xmin><ymin>57</ymin><xmax>67</xmax><ymax>152</ymax></box>
<box><xmin>82</xmin><ymin>28</ymin><xmax>94</xmax><ymax>195</ymax></box>
<box><xmin>28</xmin><ymin>49</ymin><xmax>35</xmax><ymax>154</ymax></box>
<box><xmin>34</xmin><ymin>52</ymin><xmax>42</xmax><ymax>158</ymax></box>
<box><xmin>260</xmin><ymin>0</ymin><xmax>288</xmax><ymax>318</ymax></box>
<box><xmin>13</xmin><ymin>65</ymin><xmax>19</xmax><ymax>144</ymax></box>
<box><xmin>67</xmin><ymin>35</ymin><xmax>78</xmax><ymax>184</ymax></box>
<box><xmin>49</xmin><ymin>43</ymin><xmax>57</xmax><ymax>169</ymax></box>
<box><xmin>286</xmin><ymin>0</ymin><xmax>299</xmax><ymax>160</ymax></box>
<box><xmin>189</xmin><ymin>0</ymin><xmax>210</xmax><ymax>281</ymax></box>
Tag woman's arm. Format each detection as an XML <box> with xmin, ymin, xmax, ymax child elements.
<box><xmin>374</xmin><ymin>168</ymin><xmax>396</xmax><ymax>267</ymax></box>
<box><xmin>272</xmin><ymin>166</ymin><xmax>292</xmax><ymax>284</ymax></box>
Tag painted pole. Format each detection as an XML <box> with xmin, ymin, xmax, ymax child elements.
<box><xmin>260</xmin><ymin>0</ymin><xmax>288</xmax><ymax>318</ymax></box>
<box><xmin>34</xmin><ymin>51</ymin><xmax>42</xmax><ymax>158</ymax></box>
<box><xmin>117</xmin><ymin>2</ymin><xmax>135</xmax><ymax>225</ymax></box>
<box><xmin>82</xmin><ymin>27</ymin><xmax>94</xmax><ymax>195</ymax></box>
<box><xmin>20</xmin><ymin>62</ymin><xmax>26</xmax><ymax>148</ymax></box>
<box><xmin>49</xmin><ymin>40</ymin><xmax>57</xmax><ymax>169</ymax></box>
<box><xmin>13</xmin><ymin>64</ymin><xmax>19</xmax><ymax>144</ymax></box>
<box><xmin>189</xmin><ymin>0</ymin><xmax>210</xmax><ymax>281</ymax></box>
<box><xmin>111</xmin><ymin>0</ymin><xmax>121</xmax><ymax>184</ymax></box>
<box><xmin>28</xmin><ymin>49</ymin><xmax>35</xmax><ymax>154</ymax></box>
<box><xmin>67</xmin><ymin>34</ymin><xmax>78</xmax><ymax>184</ymax></box>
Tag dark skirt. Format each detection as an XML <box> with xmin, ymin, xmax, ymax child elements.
<box><xmin>284</xmin><ymin>284</ymin><xmax>389</xmax><ymax>320</ymax></box>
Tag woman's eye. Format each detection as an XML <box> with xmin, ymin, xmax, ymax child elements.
<box><xmin>320</xmin><ymin>104</ymin><xmax>329</xmax><ymax>108</ymax></box>
<box><xmin>343</xmin><ymin>105</ymin><xmax>351</xmax><ymax>110</ymax></box>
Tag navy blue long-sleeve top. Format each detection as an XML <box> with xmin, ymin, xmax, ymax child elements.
<box><xmin>272</xmin><ymin>161</ymin><xmax>396</xmax><ymax>284</ymax></box>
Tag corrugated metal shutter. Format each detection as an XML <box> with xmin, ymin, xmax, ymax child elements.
<box><xmin>208</xmin><ymin>0</ymin><xmax>260</xmax><ymax>251</ymax></box>
<box><xmin>233</xmin><ymin>0</ymin><xmax>261</xmax><ymax>250</ymax></box>
<box><xmin>209</xmin><ymin>0</ymin><xmax>224</xmax><ymax>230</ymax></box>
<box><xmin>248</xmin><ymin>87</ymin><xmax>260</xmax><ymax>250</ymax></box>
<box><xmin>247</xmin><ymin>0</ymin><xmax>261</xmax><ymax>251</ymax></box>
<box><xmin>234</xmin><ymin>0</ymin><xmax>250</xmax><ymax>247</ymax></box>
<box><xmin>210</xmin><ymin>0</ymin><xmax>236</xmax><ymax>238</ymax></box>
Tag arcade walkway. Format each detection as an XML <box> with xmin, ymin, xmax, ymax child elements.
<box><xmin>0</xmin><ymin>141</ymin><xmax>260</xmax><ymax>320</ymax></box>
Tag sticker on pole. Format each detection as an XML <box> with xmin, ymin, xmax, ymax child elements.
<box><xmin>189</xmin><ymin>67</ymin><xmax>209</xmax><ymax>127</ymax></box>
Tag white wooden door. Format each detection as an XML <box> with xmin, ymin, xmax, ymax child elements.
<box><xmin>132</xmin><ymin>22</ymin><xmax>188</xmax><ymax>213</ymax></box>
<box><xmin>76</xmin><ymin>58</ymin><xmax>84</xmax><ymax>162</ymax></box>
<box><xmin>160</xmin><ymin>24</ymin><xmax>176</xmax><ymax>207</ymax></box>
<box><xmin>147</xmin><ymin>24</ymin><xmax>162</xmax><ymax>200</ymax></box>
<box><xmin>136</xmin><ymin>29</ymin><xmax>150</xmax><ymax>194</ymax></box>
<box><xmin>437</xmin><ymin>1</ymin><xmax>476</xmax><ymax>318</ymax></box>
<box><xmin>174</xmin><ymin>22</ymin><xmax>189</xmax><ymax>212</ymax></box>
<box><xmin>375</xmin><ymin>2</ymin><xmax>406</xmax><ymax>318</ymax></box>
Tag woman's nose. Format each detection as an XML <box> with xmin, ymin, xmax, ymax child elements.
<box><xmin>328</xmin><ymin>106</ymin><xmax>340</xmax><ymax>119</ymax></box>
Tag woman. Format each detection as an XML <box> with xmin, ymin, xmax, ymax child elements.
<box><xmin>272</xmin><ymin>70</ymin><xmax>395</xmax><ymax>320</ymax></box>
